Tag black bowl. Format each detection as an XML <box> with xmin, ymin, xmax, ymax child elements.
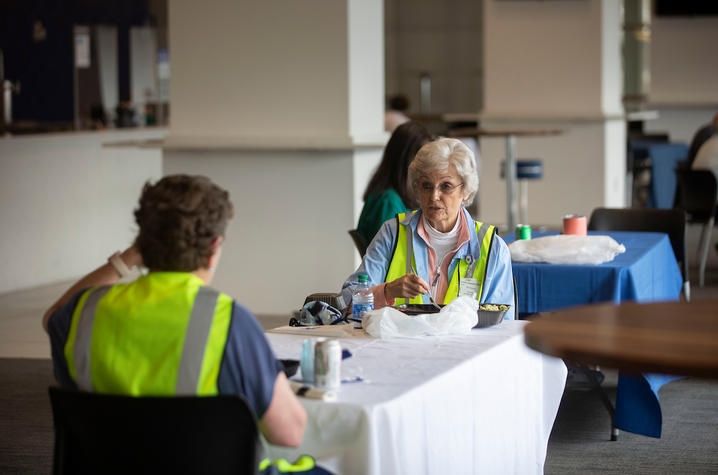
<box><xmin>280</xmin><ymin>359</ymin><xmax>299</xmax><ymax>378</ymax></box>
<box><xmin>394</xmin><ymin>304</ymin><xmax>444</xmax><ymax>315</ymax></box>
<box><xmin>394</xmin><ymin>303</ymin><xmax>509</xmax><ymax>328</ymax></box>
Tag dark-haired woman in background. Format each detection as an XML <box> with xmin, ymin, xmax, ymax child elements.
<box><xmin>357</xmin><ymin>121</ymin><xmax>434</xmax><ymax>246</ymax></box>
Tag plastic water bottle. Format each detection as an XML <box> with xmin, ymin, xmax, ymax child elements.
<box><xmin>352</xmin><ymin>274</ymin><xmax>374</xmax><ymax>328</ymax></box>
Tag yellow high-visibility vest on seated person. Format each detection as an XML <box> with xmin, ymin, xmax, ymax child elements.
<box><xmin>385</xmin><ymin>211</ymin><xmax>495</xmax><ymax>306</ymax></box>
<box><xmin>63</xmin><ymin>272</ymin><xmax>232</xmax><ymax>395</ymax></box>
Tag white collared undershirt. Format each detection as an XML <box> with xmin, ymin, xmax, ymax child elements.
<box><xmin>422</xmin><ymin>214</ymin><xmax>460</xmax><ymax>269</ymax></box>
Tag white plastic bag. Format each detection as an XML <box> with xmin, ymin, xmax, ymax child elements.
<box><xmin>363</xmin><ymin>296</ymin><xmax>479</xmax><ymax>339</ymax></box>
<box><xmin>509</xmin><ymin>235</ymin><xmax>626</xmax><ymax>265</ymax></box>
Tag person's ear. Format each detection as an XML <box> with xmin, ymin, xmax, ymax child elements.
<box><xmin>207</xmin><ymin>236</ymin><xmax>224</xmax><ymax>270</ymax></box>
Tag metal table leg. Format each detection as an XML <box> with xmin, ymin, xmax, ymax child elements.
<box><xmin>578</xmin><ymin>363</ymin><xmax>619</xmax><ymax>441</ymax></box>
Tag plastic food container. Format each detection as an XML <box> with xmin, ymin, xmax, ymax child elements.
<box><xmin>476</xmin><ymin>304</ymin><xmax>510</xmax><ymax>328</ymax></box>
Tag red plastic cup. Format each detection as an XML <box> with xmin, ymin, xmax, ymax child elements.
<box><xmin>563</xmin><ymin>214</ymin><xmax>587</xmax><ymax>236</ymax></box>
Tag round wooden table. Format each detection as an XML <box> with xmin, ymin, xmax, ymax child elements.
<box><xmin>524</xmin><ymin>300</ymin><xmax>718</xmax><ymax>378</ymax></box>
<box><xmin>448</xmin><ymin>127</ymin><xmax>562</xmax><ymax>229</ymax></box>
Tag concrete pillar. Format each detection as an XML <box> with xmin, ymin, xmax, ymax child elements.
<box><xmin>479</xmin><ymin>0</ymin><xmax>625</xmax><ymax>227</ymax></box>
<box><xmin>164</xmin><ymin>0</ymin><xmax>386</xmax><ymax>314</ymax></box>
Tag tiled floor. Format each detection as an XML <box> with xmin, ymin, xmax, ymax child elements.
<box><xmin>0</xmin><ymin>280</ymin><xmax>69</xmax><ymax>358</ymax></box>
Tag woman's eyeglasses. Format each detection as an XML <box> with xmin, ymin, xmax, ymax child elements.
<box><xmin>418</xmin><ymin>182</ymin><xmax>464</xmax><ymax>195</ymax></box>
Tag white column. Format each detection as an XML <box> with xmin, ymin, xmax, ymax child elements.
<box><xmin>480</xmin><ymin>0</ymin><xmax>625</xmax><ymax>226</ymax></box>
<box><xmin>164</xmin><ymin>0</ymin><xmax>386</xmax><ymax>314</ymax></box>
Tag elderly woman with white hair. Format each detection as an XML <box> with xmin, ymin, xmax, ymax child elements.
<box><xmin>342</xmin><ymin>138</ymin><xmax>515</xmax><ymax>319</ymax></box>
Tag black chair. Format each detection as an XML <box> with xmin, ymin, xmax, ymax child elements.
<box><xmin>48</xmin><ymin>387</ymin><xmax>260</xmax><ymax>475</ymax></box>
<box><xmin>675</xmin><ymin>169</ymin><xmax>718</xmax><ymax>287</ymax></box>
<box><xmin>588</xmin><ymin>207</ymin><xmax>690</xmax><ymax>300</ymax></box>
<box><xmin>348</xmin><ymin>229</ymin><xmax>368</xmax><ymax>258</ymax></box>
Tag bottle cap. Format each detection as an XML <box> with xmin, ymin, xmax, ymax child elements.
<box><xmin>358</xmin><ymin>274</ymin><xmax>369</xmax><ymax>283</ymax></box>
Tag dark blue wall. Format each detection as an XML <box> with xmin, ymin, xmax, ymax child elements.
<box><xmin>0</xmin><ymin>0</ymin><xmax>151</xmax><ymax>122</ymax></box>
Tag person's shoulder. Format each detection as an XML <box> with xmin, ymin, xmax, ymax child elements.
<box><xmin>693</xmin><ymin>135</ymin><xmax>718</xmax><ymax>168</ymax></box>
<box><xmin>48</xmin><ymin>288</ymin><xmax>91</xmax><ymax>329</ymax></box>
<box><xmin>228</xmin><ymin>300</ymin><xmax>261</xmax><ymax>327</ymax></box>
<box><xmin>701</xmin><ymin>134</ymin><xmax>718</xmax><ymax>153</ymax></box>
<box><xmin>369</xmin><ymin>187</ymin><xmax>402</xmax><ymax>203</ymax></box>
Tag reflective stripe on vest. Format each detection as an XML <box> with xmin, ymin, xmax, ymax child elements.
<box><xmin>385</xmin><ymin>212</ymin><xmax>495</xmax><ymax>305</ymax></box>
<box><xmin>175</xmin><ymin>287</ymin><xmax>221</xmax><ymax>394</ymax></box>
<box><xmin>259</xmin><ymin>455</ymin><xmax>316</xmax><ymax>473</ymax></box>
<box><xmin>73</xmin><ymin>286</ymin><xmax>112</xmax><ymax>391</ymax></box>
<box><xmin>64</xmin><ymin>273</ymin><xmax>232</xmax><ymax>396</ymax></box>
<box><xmin>385</xmin><ymin>211</ymin><xmax>421</xmax><ymax>306</ymax></box>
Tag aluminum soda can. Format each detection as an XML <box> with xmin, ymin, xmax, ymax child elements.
<box><xmin>518</xmin><ymin>224</ymin><xmax>532</xmax><ymax>240</ymax></box>
<box><xmin>314</xmin><ymin>339</ymin><xmax>341</xmax><ymax>390</ymax></box>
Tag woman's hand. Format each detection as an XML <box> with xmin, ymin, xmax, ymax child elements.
<box><xmin>385</xmin><ymin>274</ymin><xmax>430</xmax><ymax>301</ymax></box>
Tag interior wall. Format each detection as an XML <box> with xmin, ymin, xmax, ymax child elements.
<box><xmin>0</xmin><ymin>129</ymin><xmax>165</xmax><ymax>294</ymax></box>
<box><xmin>479</xmin><ymin>0</ymin><xmax>625</xmax><ymax>226</ymax></box>
<box><xmin>483</xmin><ymin>0</ymin><xmax>608</xmax><ymax>119</ymax></box>
<box><xmin>163</xmin><ymin>147</ymin><xmax>382</xmax><ymax>314</ymax></box>
<box><xmin>649</xmin><ymin>14</ymin><xmax>718</xmax><ymax>105</ymax></box>
<box><xmin>644</xmin><ymin>12</ymin><xmax>718</xmax><ymax>143</ymax></box>
<box><xmin>168</xmin><ymin>0</ymin><xmax>359</xmax><ymax>144</ymax></box>
<box><xmin>384</xmin><ymin>0</ymin><xmax>483</xmax><ymax>114</ymax></box>
<box><xmin>348</xmin><ymin>0</ymin><xmax>385</xmax><ymax>141</ymax></box>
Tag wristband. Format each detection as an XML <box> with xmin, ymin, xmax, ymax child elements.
<box><xmin>108</xmin><ymin>251</ymin><xmax>132</xmax><ymax>278</ymax></box>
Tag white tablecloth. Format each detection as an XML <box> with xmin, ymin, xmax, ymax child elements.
<box><xmin>265</xmin><ymin>320</ymin><xmax>566</xmax><ymax>474</ymax></box>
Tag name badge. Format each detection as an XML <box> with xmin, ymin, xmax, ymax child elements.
<box><xmin>458</xmin><ymin>277</ymin><xmax>479</xmax><ymax>299</ymax></box>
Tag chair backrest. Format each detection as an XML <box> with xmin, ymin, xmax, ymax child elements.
<box><xmin>675</xmin><ymin>169</ymin><xmax>718</xmax><ymax>221</ymax></box>
<box><xmin>48</xmin><ymin>387</ymin><xmax>260</xmax><ymax>475</ymax></box>
<box><xmin>348</xmin><ymin>229</ymin><xmax>368</xmax><ymax>258</ymax></box>
<box><xmin>588</xmin><ymin>207</ymin><xmax>688</xmax><ymax>282</ymax></box>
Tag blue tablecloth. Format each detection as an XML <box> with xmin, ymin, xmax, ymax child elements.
<box><xmin>505</xmin><ymin>230</ymin><xmax>683</xmax><ymax>438</ymax></box>
<box><xmin>504</xmin><ymin>231</ymin><xmax>682</xmax><ymax>314</ymax></box>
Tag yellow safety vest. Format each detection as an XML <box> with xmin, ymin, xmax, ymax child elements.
<box><xmin>385</xmin><ymin>211</ymin><xmax>495</xmax><ymax>306</ymax></box>
<box><xmin>65</xmin><ymin>273</ymin><xmax>318</xmax><ymax>474</ymax></box>
<box><xmin>64</xmin><ymin>272</ymin><xmax>232</xmax><ymax>396</ymax></box>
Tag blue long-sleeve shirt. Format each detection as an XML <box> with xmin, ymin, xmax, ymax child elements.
<box><xmin>341</xmin><ymin>207</ymin><xmax>516</xmax><ymax>320</ymax></box>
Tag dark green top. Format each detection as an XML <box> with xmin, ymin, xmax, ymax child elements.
<box><xmin>357</xmin><ymin>188</ymin><xmax>409</xmax><ymax>246</ymax></box>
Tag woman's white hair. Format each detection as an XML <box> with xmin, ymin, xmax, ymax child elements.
<box><xmin>408</xmin><ymin>138</ymin><xmax>479</xmax><ymax>206</ymax></box>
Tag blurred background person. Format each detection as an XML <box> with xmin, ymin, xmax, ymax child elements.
<box><xmin>384</xmin><ymin>93</ymin><xmax>411</xmax><ymax>132</ymax></box>
<box><xmin>357</xmin><ymin>121</ymin><xmax>434</xmax><ymax>246</ymax></box>
<box><xmin>687</xmin><ymin>112</ymin><xmax>718</xmax><ymax>167</ymax></box>
<box><xmin>691</xmin><ymin>112</ymin><xmax>718</xmax><ymax>177</ymax></box>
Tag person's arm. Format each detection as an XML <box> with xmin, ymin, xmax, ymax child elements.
<box><xmin>343</xmin><ymin>219</ymin><xmax>429</xmax><ymax>307</ymax></box>
<box><xmin>259</xmin><ymin>372</ymin><xmax>307</xmax><ymax>447</ymax></box>
<box><xmin>217</xmin><ymin>303</ymin><xmax>307</xmax><ymax>448</ymax></box>
<box><xmin>42</xmin><ymin>246</ymin><xmax>142</xmax><ymax>332</ymax></box>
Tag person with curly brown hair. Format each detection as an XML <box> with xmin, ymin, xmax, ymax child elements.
<box><xmin>43</xmin><ymin>175</ymin><xmax>307</xmax><ymax>449</ymax></box>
